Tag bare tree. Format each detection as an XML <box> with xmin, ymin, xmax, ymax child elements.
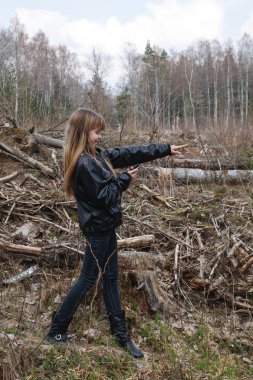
<box><xmin>84</xmin><ymin>48</ymin><xmax>112</xmax><ymax>118</ymax></box>
<box><xmin>120</xmin><ymin>43</ymin><xmax>141</xmax><ymax>131</ymax></box>
<box><xmin>238</xmin><ymin>34</ymin><xmax>253</xmax><ymax>125</ymax></box>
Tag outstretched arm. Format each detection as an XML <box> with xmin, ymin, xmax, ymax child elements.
<box><xmin>105</xmin><ymin>143</ymin><xmax>188</xmax><ymax>168</ymax></box>
<box><xmin>105</xmin><ymin>143</ymin><xmax>171</xmax><ymax>168</ymax></box>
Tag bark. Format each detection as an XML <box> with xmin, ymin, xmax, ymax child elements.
<box><xmin>3</xmin><ymin>265</ymin><xmax>38</xmax><ymax>284</ymax></box>
<box><xmin>117</xmin><ymin>234</ymin><xmax>155</xmax><ymax>249</ymax></box>
<box><xmin>226</xmin><ymin>54</ymin><xmax>231</xmax><ymax>128</ymax></box>
<box><xmin>140</xmin><ymin>271</ymin><xmax>163</xmax><ymax>311</ymax></box>
<box><xmin>213</xmin><ymin>62</ymin><xmax>218</xmax><ymax>127</ymax></box>
<box><xmin>168</xmin><ymin>158</ymin><xmax>246</xmax><ymax>170</ymax></box>
<box><xmin>0</xmin><ymin>240</ymin><xmax>42</xmax><ymax>257</ymax></box>
<box><xmin>0</xmin><ymin>171</ymin><xmax>20</xmax><ymax>183</ymax></box>
<box><xmin>156</xmin><ymin>167</ymin><xmax>253</xmax><ymax>184</ymax></box>
<box><xmin>118</xmin><ymin>250</ymin><xmax>166</xmax><ymax>270</ymax></box>
<box><xmin>184</xmin><ymin>60</ymin><xmax>196</xmax><ymax>129</ymax></box>
<box><xmin>245</xmin><ymin>65</ymin><xmax>249</xmax><ymax>120</ymax></box>
<box><xmin>34</xmin><ymin>133</ymin><xmax>64</xmax><ymax>149</ymax></box>
<box><xmin>0</xmin><ymin>235</ymin><xmax>156</xmax><ymax>261</ymax></box>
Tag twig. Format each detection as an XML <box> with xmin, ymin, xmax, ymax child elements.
<box><xmin>199</xmin><ymin>254</ymin><xmax>205</xmax><ymax>280</ymax></box>
<box><xmin>23</xmin><ymin>173</ymin><xmax>48</xmax><ymax>189</ymax></box>
<box><xmin>174</xmin><ymin>244</ymin><xmax>180</xmax><ymax>284</ymax></box>
<box><xmin>4</xmin><ymin>202</ymin><xmax>16</xmax><ymax>225</ymax></box>
<box><xmin>195</xmin><ymin>230</ymin><xmax>204</xmax><ymax>251</ymax></box>
<box><xmin>3</xmin><ymin>265</ymin><xmax>38</xmax><ymax>284</ymax></box>
<box><xmin>209</xmin><ymin>248</ymin><xmax>226</xmax><ymax>282</ymax></box>
<box><xmin>209</xmin><ymin>212</ymin><xmax>221</xmax><ymax>236</ymax></box>
<box><xmin>232</xmin><ymin>235</ymin><xmax>253</xmax><ymax>255</ymax></box>
<box><xmin>14</xmin><ymin>287</ymin><xmax>28</xmax><ymax>339</ymax></box>
<box><xmin>1</xmin><ymin>210</ymin><xmax>69</xmax><ymax>233</ymax></box>
<box><xmin>0</xmin><ymin>148</ymin><xmax>28</xmax><ymax>166</ymax></box>
<box><xmin>222</xmin><ymin>292</ymin><xmax>253</xmax><ymax>311</ymax></box>
<box><xmin>124</xmin><ymin>213</ymin><xmax>193</xmax><ymax>248</ymax></box>
<box><xmin>0</xmin><ymin>171</ymin><xmax>19</xmax><ymax>183</ymax></box>
<box><xmin>45</xmin><ymin>243</ymin><xmax>84</xmax><ymax>256</ymax></box>
<box><xmin>240</xmin><ymin>256</ymin><xmax>253</xmax><ymax>274</ymax></box>
<box><xmin>139</xmin><ymin>184</ymin><xmax>175</xmax><ymax>209</ymax></box>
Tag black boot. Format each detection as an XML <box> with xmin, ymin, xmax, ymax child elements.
<box><xmin>45</xmin><ymin>312</ymin><xmax>72</xmax><ymax>344</ymax></box>
<box><xmin>108</xmin><ymin>310</ymin><xmax>144</xmax><ymax>358</ymax></box>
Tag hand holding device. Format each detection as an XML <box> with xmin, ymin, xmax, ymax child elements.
<box><xmin>127</xmin><ymin>164</ymin><xmax>140</xmax><ymax>180</ymax></box>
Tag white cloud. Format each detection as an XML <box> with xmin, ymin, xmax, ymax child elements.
<box><xmin>16</xmin><ymin>1</ymin><xmax>225</xmax><ymax>85</ymax></box>
<box><xmin>16</xmin><ymin>9</ymin><xmax>67</xmax><ymax>45</ymax></box>
<box><xmin>146</xmin><ymin>0</ymin><xmax>223</xmax><ymax>48</ymax></box>
<box><xmin>241</xmin><ymin>10</ymin><xmax>253</xmax><ymax>38</ymax></box>
<box><xmin>16</xmin><ymin>1</ymin><xmax>224</xmax><ymax>54</ymax></box>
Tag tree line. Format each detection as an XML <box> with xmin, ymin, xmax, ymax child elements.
<box><xmin>120</xmin><ymin>36</ymin><xmax>253</xmax><ymax>139</ymax></box>
<box><xmin>1</xmin><ymin>18</ymin><xmax>253</xmax><ymax>138</ymax></box>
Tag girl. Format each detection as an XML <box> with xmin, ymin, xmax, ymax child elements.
<box><xmin>46</xmin><ymin>108</ymin><xmax>186</xmax><ymax>358</ymax></box>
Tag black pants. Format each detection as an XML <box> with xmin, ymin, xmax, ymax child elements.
<box><xmin>56</xmin><ymin>229</ymin><xmax>121</xmax><ymax>320</ymax></box>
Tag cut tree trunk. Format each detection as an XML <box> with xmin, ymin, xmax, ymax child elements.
<box><xmin>34</xmin><ymin>133</ymin><xmax>64</xmax><ymax>149</ymax></box>
<box><xmin>0</xmin><ymin>235</ymin><xmax>156</xmax><ymax>261</ymax></box>
<box><xmin>117</xmin><ymin>235</ymin><xmax>155</xmax><ymax>249</ymax></box>
<box><xmin>137</xmin><ymin>270</ymin><xmax>178</xmax><ymax>313</ymax></box>
<box><xmin>118</xmin><ymin>250</ymin><xmax>166</xmax><ymax>270</ymax></box>
<box><xmin>169</xmin><ymin>158</ymin><xmax>246</xmax><ymax>170</ymax></box>
<box><xmin>156</xmin><ymin>167</ymin><xmax>253</xmax><ymax>184</ymax></box>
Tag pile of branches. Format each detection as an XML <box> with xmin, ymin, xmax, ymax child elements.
<box><xmin>0</xmin><ymin>126</ymin><xmax>253</xmax><ymax>316</ymax></box>
<box><xmin>121</xmin><ymin>178</ymin><xmax>253</xmax><ymax>314</ymax></box>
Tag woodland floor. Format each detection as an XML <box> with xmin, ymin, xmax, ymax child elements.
<box><xmin>0</xmin><ymin>126</ymin><xmax>253</xmax><ymax>380</ymax></box>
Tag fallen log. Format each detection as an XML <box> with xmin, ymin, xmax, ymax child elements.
<box><xmin>156</xmin><ymin>167</ymin><xmax>253</xmax><ymax>184</ymax></box>
<box><xmin>0</xmin><ymin>235</ymin><xmax>156</xmax><ymax>260</ymax></box>
<box><xmin>169</xmin><ymin>158</ymin><xmax>246</xmax><ymax>170</ymax></box>
<box><xmin>117</xmin><ymin>234</ymin><xmax>155</xmax><ymax>249</ymax></box>
<box><xmin>0</xmin><ymin>141</ymin><xmax>54</xmax><ymax>177</ymax></box>
<box><xmin>0</xmin><ymin>122</ymin><xmax>64</xmax><ymax>148</ymax></box>
<box><xmin>34</xmin><ymin>133</ymin><xmax>64</xmax><ymax>149</ymax></box>
<box><xmin>0</xmin><ymin>240</ymin><xmax>42</xmax><ymax>258</ymax></box>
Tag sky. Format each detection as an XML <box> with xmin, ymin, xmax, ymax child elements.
<box><xmin>1</xmin><ymin>0</ymin><xmax>253</xmax><ymax>86</ymax></box>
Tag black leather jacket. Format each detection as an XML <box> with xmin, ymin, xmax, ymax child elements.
<box><xmin>74</xmin><ymin>143</ymin><xmax>171</xmax><ymax>234</ymax></box>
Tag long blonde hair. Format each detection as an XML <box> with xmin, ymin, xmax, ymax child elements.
<box><xmin>64</xmin><ymin>108</ymin><xmax>106</xmax><ymax>197</ymax></box>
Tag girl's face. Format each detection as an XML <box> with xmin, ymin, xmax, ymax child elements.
<box><xmin>88</xmin><ymin>128</ymin><xmax>102</xmax><ymax>146</ymax></box>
